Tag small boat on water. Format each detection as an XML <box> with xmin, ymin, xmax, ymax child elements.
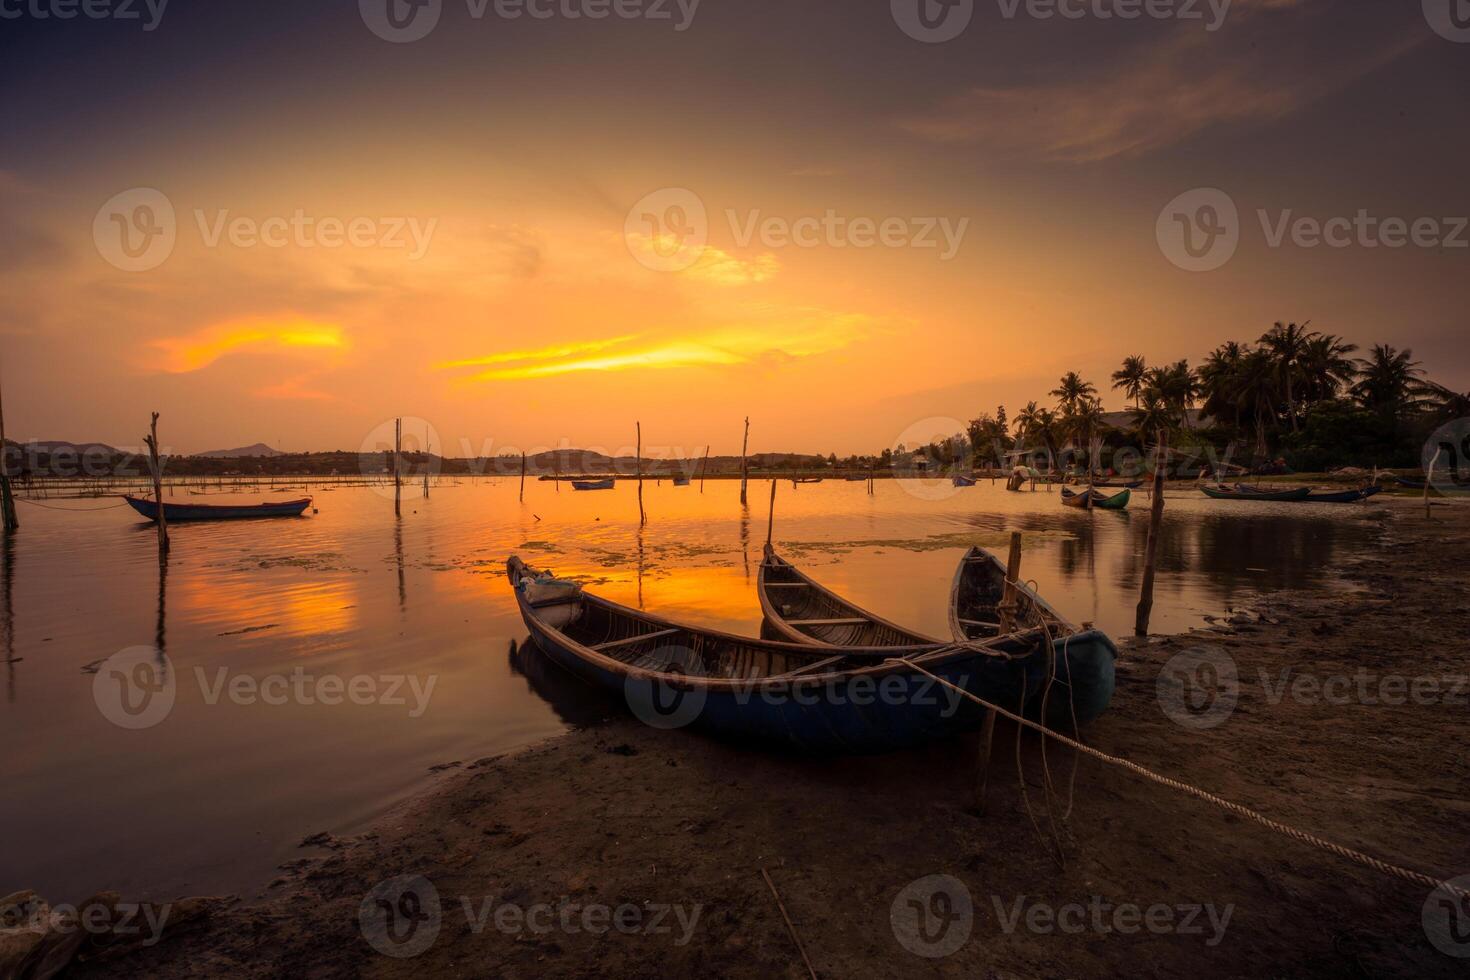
<box><xmin>758</xmin><ymin>546</ymin><xmax>934</xmax><ymax>647</ymax></box>
<box><xmin>952</xmin><ymin>475</ymin><xmax>976</xmax><ymax>487</ymax></box>
<box><xmin>949</xmin><ymin>546</ymin><xmax>1117</xmax><ymax>725</ymax></box>
<box><xmin>672</xmin><ymin>476</ymin><xmax>691</xmax><ymax>486</ymax></box>
<box><xmin>1200</xmin><ymin>484</ymin><xmax>1312</xmax><ymax>502</ymax></box>
<box><xmin>1060</xmin><ymin>487</ymin><xmax>1131</xmax><ymax>510</ymax></box>
<box><xmin>792</xmin><ymin>477</ymin><xmax>822</xmax><ymax>484</ymax></box>
<box><xmin>843</xmin><ymin>474</ymin><xmax>868</xmax><ymax>481</ymax></box>
<box><xmin>1303</xmin><ymin>486</ymin><xmax>1383</xmax><ymax>503</ymax></box>
<box><xmin>571</xmin><ymin>478</ymin><xmax>616</xmax><ymax>491</ymax></box>
<box><xmin>123</xmin><ymin>495</ymin><xmax>312</xmax><ymax>522</ymax></box>
<box><xmin>1092</xmin><ymin>479</ymin><xmax>1144</xmax><ymax>489</ymax></box>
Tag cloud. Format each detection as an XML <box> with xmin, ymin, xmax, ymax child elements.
<box><xmin>899</xmin><ymin>11</ymin><xmax>1423</xmax><ymax>162</ymax></box>
<box><xmin>685</xmin><ymin>247</ymin><xmax>779</xmax><ymax>285</ymax></box>
<box><xmin>152</xmin><ymin>317</ymin><xmax>348</xmax><ymax>373</ymax></box>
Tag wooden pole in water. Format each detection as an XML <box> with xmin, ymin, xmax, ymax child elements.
<box><xmin>1134</xmin><ymin>430</ymin><xmax>1169</xmax><ymax>636</ymax></box>
<box><xmin>519</xmin><ymin>451</ymin><xmax>527</xmax><ymax>502</ymax></box>
<box><xmin>144</xmin><ymin>412</ymin><xmax>169</xmax><ymax>558</ymax></box>
<box><xmin>0</xmin><ymin>370</ymin><xmax>16</xmax><ymax>532</ymax></box>
<box><xmin>1425</xmin><ymin>446</ymin><xmax>1442</xmax><ymax>521</ymax></box>
<box><xmin>699</xmin><ymin>445</ymin><xmax>709</xmax><ymax>493</ymax></box>
<box><xmin>978</xmin><ymin>531</ymin><xmax>1024</xmax><ymax>811</ymax></box>
<box><xmin>766</xmin><ymin>478</ymin><xmax>777</xmax><ymax>549</ymax></box>
<box><xmin>739</xmin><ymin>417</ymin><xmax>750</xmax><ymax>506</ymax></box>
<box><xmin>393</xmin><ymin>418</ymin><xmax>402</xmax><ymax>517</ymax></box>
<box><xmin>636</xmin><ymin>422</ymin><xmax>646</xmax><ymax>526</ymax></box>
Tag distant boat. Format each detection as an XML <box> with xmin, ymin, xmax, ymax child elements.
<box><xmin>1303</xmin><ymin>486</ymin><xmax>1383</xmax><ymax>503</ymax></box>
<box><xmin>949</xmin><ymin>546</ymin><xmax>1116</xmax><ymax>726</ymax></box>
<box><xmin>843</xmin><ymin>474</ymin><xmax>867</xmax><ymax>481</ymax></box>
<box><xmin>1092</xmin><ymin>479</ymin><xmax>1144</xmax><ymax>489</ymax></box>
<box><xmin>1061</xmin><ymin>487</ymin><xmax>1130</xmax><ymax>510</ymax></box>
<box><xmin>571</xmin><ymin>478</ymin><xmax>615</xmax><ymax>491</ymax></box>
<box><xmin>672</xmin><ymin>476</ymin><xmax>691</xmax><ymax>486</ymax></box>
<box><xmin>1200</xmin><ymin>484</ymin><xmax>1312</xmax><ymax>502</ymax></box>
<box><xmin>757</xmin><ymin>546</ymin><xmax>935</xmax><ymax>646</ymax></box>
<box><xmin>509</xmin><ymin>555</ymin><xmax>1100</xmax><ymax>751</ymax></box>
<box><xmin>952</xmin><ymin>475</ymin><xmax>976</xmax><ymax>487</ymax></box>
<box><xmin>1392</xmin><ymin>474</ymin><xmax>1470</xmax><ymax>491</ymax></box>
<box><xmin>792</xmin><ymin>477</ymin><xmax>822</xmax><ymax>484</ymax></box>
<box><xmin>123</xmin><ymin>495</ymin><xmax>311</xmax><ymax>522</ymax></box>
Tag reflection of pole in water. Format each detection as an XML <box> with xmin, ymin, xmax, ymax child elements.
<box><xmin>155</xmin><ymin>555</ymin><xmax>169</xmax><ymax>657</ymax></box>
<box><xmin>739</xmin><ymin>501</ymin><xmax>750</xmax><ymax>581</ymax></box>
<box><xmin>395</xmin><ymin>517</ymin><xmax>406</xmax><ymax>612</ymax></box>
<box><xmin>2</xmin><ymin>532</ymin><xmax>14</xmax><ymax>702</ymax></box>
<box><xmin>635</xmin><ymin>524</ymin><xmax>645</xmax><ymax>610</ymax></box>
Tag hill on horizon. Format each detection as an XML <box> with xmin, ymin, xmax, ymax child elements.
<box><xmin>194</xmin><ymin>443</ymin><xmax>285</xmax><ymax>459</ymax></box>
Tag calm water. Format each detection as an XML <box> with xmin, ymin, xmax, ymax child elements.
<box><xmin>0</xmin><ymin>477</ymin><xmax>1377</xmax><ymax>901</ymax></box>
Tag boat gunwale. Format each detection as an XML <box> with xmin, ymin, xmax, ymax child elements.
<box><xmin>756</xmin><ymin>545</ymin><xmax>937</xmax><ymax>647</ymax></box>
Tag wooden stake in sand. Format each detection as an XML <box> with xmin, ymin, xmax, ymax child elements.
<box><xmin>977</xmin><ymin>530</ymin><xmax>1024</xmax><ymax>811</ymax></box>
<box><xmin>424</xmin><ymin>438</ymin><xmax>431</xmax><ymax>498</ymax></box>
<box><xmin>1424</xmin><ymin>446</ymin><xmax>1443</xmax><ymax>521</ymax></box>
<box><xmin>519</xmin><ymin>451</ymin><xmax>527</xmax><ymax>502</ymax></box>
<box><xmin>739</xmin><ymin>416</ymin><xmax>750</xmax><ymax>506</ymax></box>
<box><xmin>1134</xmin><ymin>431</ymin><xmax>1168</xmax><ymax>636</ymax></box>
<box><xmin>143</xmin><ymin>412</ymin><xmax>169</xmax><ymax>558</ymax></box>
<box><xmin>760</xmin><ymin>868</ymin><xmax>817</xmax><ymax>980</ymax></box>
<box><xmin>765</xmin><ymin>478</ymin><xmax>777</xmax><ymax>548</ymax></box>
<box><xmin>394</xmin><ymin>418</ymin><xmax>402</xmax><ymax>518</ymax></box>
<box><xmin>0</xmin><ymin>371</ymin><xmax>16</xmax><ymax>532</ymax></box>
<box><xmin>699</xmin><ymin>445</ymin><xmax>709</xmax><ymax>493</ymax></box>
<box><xmin>636</xmin><ymin>422</ymin><xmax>646</xmax><ymax>526</ymax></box>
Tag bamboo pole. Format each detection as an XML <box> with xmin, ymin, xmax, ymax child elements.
<box><xmin>978</xmin><ymin>530</ymin><xmax>1024</xmax><ymax>811</ymax></box>
<box><xmin>519</xmin><ymin>451</ymin><xmax>527</xmax><ymax>502</ymax></box>
<box><xmin>636</xmin><ymin>422</ymin><xmax>645</xmax><ymax>526</ymax></box>
<box><xmin>1135</xmin><ymin>431</ymin><xmax>1169</xmax><ymax>636</ymax></box>
<box><xmin>1425</xmin><ymin>446</ymin><xmax>1443</xmax><ymax>521</ymax></box>
<box><xmin>0</xmin><ymin>371</ymin><xmax>16</xmax><ymax>532</ymax></box>
<box><xmin>143</xmin><ymin>412</ymin><xmax>169</xmax><ymax>558</ymax></box>
<box><xmin>393</xmin><ymin>418</ymin><xmax>402</xmax><ymax>517</ymax></box>
<box><xmin>739</xmin><ymin>416</ymin><xmax>750</xmax><ymax>505</ymax></box>
<box><xmin>424</xmin><ymin>438</ymin><xmax>431</xmax><ymax>498</ymax></box>
<box><xmin>699</xmin><ymin>445</ymin><xmax>709</xmax><ymax>493</ymax></box>
<box><xmin>765</xmin><ymin>478</ymin><xmax>777</xmax><ymax>548</ymax></box>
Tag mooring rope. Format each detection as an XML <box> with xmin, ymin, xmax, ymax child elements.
<box><xmin>894</xmin><ymin>656</ymin><xmax>1470</xmax><ymax>901</ymax></box>
<box><xmin>15</xmin><ymin>497</ymin><xmax>131</xmax><ymax>512</ymax></box>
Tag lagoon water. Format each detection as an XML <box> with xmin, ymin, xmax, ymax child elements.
<box><xmin>0</xmin><ymin>476</ymin><xmax>1377</xmax><ymax>901</ymax></box>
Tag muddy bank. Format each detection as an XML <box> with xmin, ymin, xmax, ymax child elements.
<box><xmin>65</xmin><ymin>498</ymin><xmax>1470</xmax><ymax>978</ymax></box>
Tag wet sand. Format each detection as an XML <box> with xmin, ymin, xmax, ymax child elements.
<box><xmin>69</xmin><ymin>497</ymin><xmax>1470</xmax><ymax>978</ymax></box>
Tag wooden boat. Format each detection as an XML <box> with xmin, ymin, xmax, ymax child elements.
<box><xmin>1303</xmin><ymin>486</ymin><xmax>1383</xmax><ymax>503</ymax></box>
<box><xmin>949</xmin><ymin>546</ymin><xmax>1116</xmax><ymax>725</ymax></box>
<box><xmin>1199</xmin><ymin>484</ymin><xmax>1312</xmax><ymax>502</ymax></box>
<box><xmin>952</xmin><ymin>475</ymin><xmax>976</xmax><ymax>487</ymax></box>
<box><xmin>1393</xmin><ymin>474</ymin><xmax>1470</xmax><ymax>491</ymax></box>
<box><xmin>1060</xmin><ymin>487</ymin><xmax>1130</xmax><ymax>510</ymax></box>
<box><xmin>571</xmin><ymin>478</ymin><xmax>615</xmax><ymax>491</ymax></box>
<box><xmin>792</xmin><ymin>477</ymin><xmax>822</xmax><ymax>484</ymax></box>
<box><xmin>757</xmin><ymin>546</ymin><xmax>934</xmax><ymax>647</ymax></box>
<box><xmin>123</xmin><ymin>495</ymin><xmax>311</xmax><ymax>522</ymax></box>
<box><xmin>1092</xmin><ymin>479</ymin><xmax>1143</xmax><ymax>489</ymax></box>
<box><xmin>843</xmin><ymin>474</ymin><xmax>868</xmax><ymax>481</ymax></box>
<box><xmin>509</xmin><ymin>556</ymin><xmax>1094</xmax><ymax>751</ymax></box>
<box><xmin>672</xmin><ymin>476</ymin><xmax>691</xmax><ymax>486</ymax></box>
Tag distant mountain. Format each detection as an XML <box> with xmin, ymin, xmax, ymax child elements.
<box><xmin>2</xmin><ymin>439</ymin><xmax>119</xmax><ymax>456</ymax></box>
<box><xmin>195</xmin><ymin>443</ymin><xmax>284</xmax><ymax>459</ymax></box>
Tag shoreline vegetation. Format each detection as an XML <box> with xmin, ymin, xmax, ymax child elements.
<box><xmin>33</xmin><ymin>496</ymin><xmax>1467</xmax><ymax>978</ymax></box>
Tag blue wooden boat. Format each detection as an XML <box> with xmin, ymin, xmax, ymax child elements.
<box><xmin>123</xmin><ymin>495</ymin><xmax>311</xmax><ymax>522</ymax></box>
<box><xmin>1200</xmin><ymin>483</ymin><xmax>1312</xmax><ymax>502</ymax></box>
<box><xmin>758</xmin><ymin>546</ymin><xmax>935</xmax><ymax>647</ymax></box>
<box><xmin>952</xmin><ymin>475</ymin><xmax>976</xmax><ymax>487</ymax></box>
<box><xmin>509</xmin><ymin>556</ymin><xmax>1105</xmax><ymax>752</ymax></box>
<box><xmin>1304</xmin><ymin>486</ymin><xmax>1383</xmax><ymax>503</ymax></box>
<box><xmin>949</xmin><ymin>546</ymin><xmax>1116</xmax><ymax>725</ymax></box>
<box><xmin>1061</xmin><ymin>487</ymin><xmax>1130</xmax><ymax>510</ymax></box>
<box><xmin>571</xmin><ymin>478</ymin><xmax>615</xmax><ymax>491</ymax></box>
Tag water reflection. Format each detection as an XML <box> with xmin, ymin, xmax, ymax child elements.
<box><xmin>506</xmin><ymin>638</ymin><xmax>615</xmax><ymax>728</ymax></box>
<box><xmin>2</xmin><ymin>532</ymin><xmax>14</xmax><ymax>702</ymax></box>
<box><xmin>155</xmin><ymin>557</ymin><xmax>168</xmax><ymax>655</ymax></box>
<box><xmin>394</xmin><ymin>516</ymin><xmax>406</xmax><ymax>612</ymax></box>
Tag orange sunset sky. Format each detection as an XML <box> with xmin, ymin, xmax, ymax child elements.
<box><xmin>1</xmin><ymin>0</ymin><xmax>1466</xmax><ymax>456</ymax></box>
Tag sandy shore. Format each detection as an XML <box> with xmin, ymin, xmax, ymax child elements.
<box><xmin>60</xmin><ymin>497</ymin><xmax>1470</xmax><ymax>978</ymax></box>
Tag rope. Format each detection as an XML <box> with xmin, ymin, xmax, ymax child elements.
<box><xmin>15</xmin><ymin>497</ymin><xmax>131</xmax><ymax>511</ymax></box>
<box><xmin>894</xmin><ymin>656</ymin><xmax>1470</xmax><ymax>901</ymax></box>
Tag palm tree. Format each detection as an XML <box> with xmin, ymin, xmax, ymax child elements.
<box><xmin>1064</xmin><ymin>397</ymin><xmax>1108</xmax><ymax>476</ymax></box>
<box><xmin>1049</xmin><ymin>372</ymin><xmax>1097</xmax><ymax>414</ymax></box>
<box><xmin>1236</xmin><ymin>348</ymin><xmax>1281</xmax><ymax>461</ymax></box>
<box><xmin>1298</xmin><ymin>334</ymin><xmax>1359</xmax><ymax>404</ymax></box>
<box><xmin>1423</xmin><ymin>381</ymin><xmax>1470</xmax><ymax>422</ymax></box>
<box><xmin>1259</xmin><ymin>321</ymin><xmax>1313</xmax><ymax>432</ymax></box>
<box><xmin>1147</xmin><ymin>360</ymin><xmax>1200</xmax><ymax>424</ymax></box>
<box><xmin>1111</xmin><ymin>355</ymin><xmax>1148</xmax><ymax>409</ymax></box>
<box><xmin>1352</xmin><ymin>345</ymin><xmax>1429</xmax><ymax>434</ymax></box>
<box><xmin>1014</xmin><ymin>401</ymin><xmax>1060</xmax><ymax>471</ymax></box>
<box><xmin>1198</xmin><ymin>342</ymin><xmax>1248</xmax><ymax>432</ymax></box>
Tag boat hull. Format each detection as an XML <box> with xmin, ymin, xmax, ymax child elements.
<box><xmin>571</xmin><ymin>479</ymin><xmax>615</xmax><ymax>491</ymax></box>
<box><xmin>1304</xmin><ymin>486</ymin><xmax>1383</xmax><ymax>503</ymax></box>
<box><xmin>1200</xmin><ymin>484</ymin><xmax>1313</xmax><ymax>502</ymax></box>
<box><xmin>123</xmin><ymin>496</ymin><xmax>311</xmax><ymax>522</ymax></box>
